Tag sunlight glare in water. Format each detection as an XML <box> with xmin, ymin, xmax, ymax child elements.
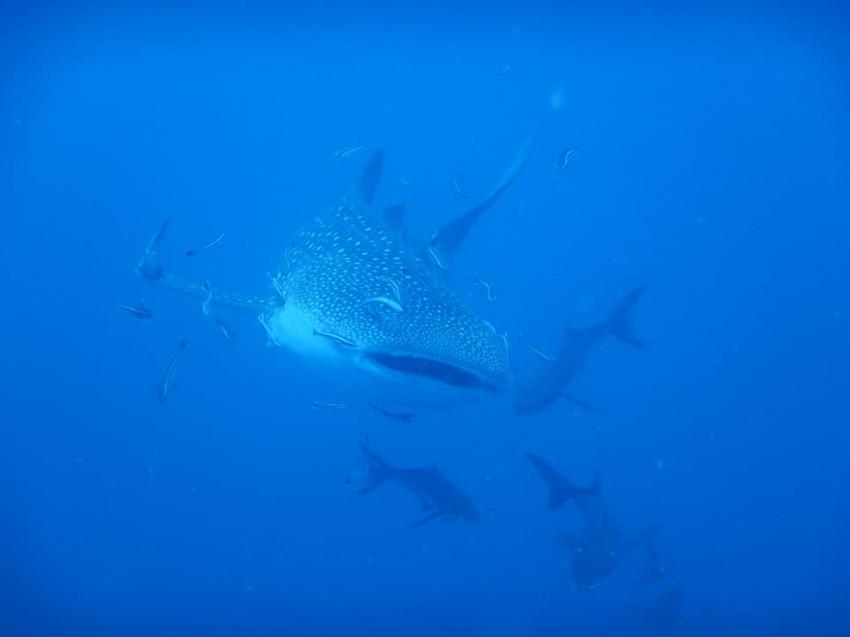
<box><xmin>549</xmin><ymin>85</ymin><xmax>564</xmax><ymax>111</ymax></box>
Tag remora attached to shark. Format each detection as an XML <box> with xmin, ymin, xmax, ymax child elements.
<box><xmin>137</xmin><ymin>134</ymin><xmax>534</xmax><ymax>405</ymax></box>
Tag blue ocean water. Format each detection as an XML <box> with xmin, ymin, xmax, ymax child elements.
<box><xmin>2</xmin><ymin>3</ymin><xmax>849</xmax><ymax>635</ymax></box>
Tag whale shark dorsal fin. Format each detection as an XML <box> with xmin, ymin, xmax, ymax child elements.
<box><xmin>357</xmin><ymin>150</ymin><xmax>384</xmax><ymax>206</ymax></box>
<box><xmin>427</xmin><ymin>130</ymin><xmax>536</xmax><ymax>271</ymax></box>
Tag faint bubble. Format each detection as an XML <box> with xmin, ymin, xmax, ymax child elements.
<box><xmin>549</xmin><ymin>87</ymin><xmax>564</xmax><ymax>112</ymax></box>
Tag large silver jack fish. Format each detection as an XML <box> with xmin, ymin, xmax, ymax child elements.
<box><xmin>137</xmin><ymin>135</ymin><xmax>535</xmax><ymax>406</ymax></box>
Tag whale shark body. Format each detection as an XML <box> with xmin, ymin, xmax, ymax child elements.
<box><xmin>138</xmin><ymin>137</ymin><xmax>534</xmax><ymax>406</ymax></box>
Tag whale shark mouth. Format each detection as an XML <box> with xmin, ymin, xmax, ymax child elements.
<box><xmin>363</xmin><ymin>352</ymin><xmax>503</xmax><ymax>393</ymax></box>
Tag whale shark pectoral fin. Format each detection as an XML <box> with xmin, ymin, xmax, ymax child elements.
<box><xmin>357</xmin><ymin>150</ymin><xmax>384</xmax><ymax>206</ymax></box>
<box><xmin>427</xmin><ymin>130</ymin><xmax>536</xmax><ymax>272</ymax></box>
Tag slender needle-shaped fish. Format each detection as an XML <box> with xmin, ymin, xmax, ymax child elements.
<box><xmin>156</xmin><ymin>340</ymin><xmax>187</xmax><ymax>403</ymax></box>
<box><xmin>453</xmin><ymin>172</ymin><xmax>469</xmax><ymax>199</ymax></box>
<box><xmin>214</xmin><ymin>318</ymin><xmax>235</xmax><ymax>342</ymax></box>
<box><xmin>528</xmin><ymin>344</ymin><xmax>556</xmax><ymax>362</ymax></box>
<box><xmin>473</xmin><ymin>275</ymin><xmax>496</xmax><ymax>302</ymax></box>
<box><xmin>555</xmin><ymin>148</ymin><xmax>575</xmax><ymax>171</ymax></box>
<box><xmin>312</xmin><ymin>401</ymin><xmax>347</xmax><ymax>410</ymax></box>
<box><xmin>115</xmin><ymin>302</ymin><xmax>153</xmax><ymax>320</ymax></box>
<box><xmin>313</xmin><ymin>329</ymin><xmax>357</xmax><ymax>348</ymax></box>
<box><xmin>185</xmin><ymin>232</ymin><xmax>224</xmax><ymax>257</ymax></box>
<box><xmin>368</xmin><ymin>402</ymin><xmax>416</xmax><ymax>424</ymax></box>
<box><xmin>331</xmin><ymin>144</ymin><xmax>366</xmax><ymax>163</ymax></box>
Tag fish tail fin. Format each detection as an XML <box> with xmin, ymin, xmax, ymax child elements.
<box><xmin>136</xmin><ymin>217</ymin><xmax>170</xmax><ymax>282</ymax></box>
<box><xmin>606</xmin><ymin>285</ymin><xmax>646</xmax><ymax>349</ymax></box>
<box><xmin>359</xmin><ymin>442</ymin><xmax>395</xmax><ymax>494</ymax></box>
<box><xmin>527</xmin><ymin>453</ymin><xmax>599</xmax><ymax>510</ymax></box>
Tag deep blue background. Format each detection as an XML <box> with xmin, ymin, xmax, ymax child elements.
<box><xmin>2</xmin><ymin>3</ymin><xmax>849</xmax><ymax>635</ymax></box>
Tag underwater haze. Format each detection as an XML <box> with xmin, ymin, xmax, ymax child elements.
<box><xmin>2</xmin><ymin>2</ymin><xmax>849</xmax><ymax>635</ymax></box>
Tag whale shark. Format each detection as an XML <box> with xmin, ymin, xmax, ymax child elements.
<box><xmin>137</xmin><ymin>135</ymin><xmax>534</xmax><ymax>405</ymax></box>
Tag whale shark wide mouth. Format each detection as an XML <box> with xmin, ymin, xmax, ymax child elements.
<box><xmin>363</xmin><ymin>352</ymin><xmax>503</xmax><ymax>393</ymax></box>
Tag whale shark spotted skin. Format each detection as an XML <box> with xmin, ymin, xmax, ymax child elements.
<box><xmin>262</xmin><ymin>192</ymin><xmax>511</xmax><ymax>393</ymax></box>
<box><xmin>138</xmin><ymin>137</ymin><xmax>534</xmax><ymax>399</ymax></box>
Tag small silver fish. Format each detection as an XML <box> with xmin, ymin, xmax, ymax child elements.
<box><xmin>473</xmin><ymin>275</ymin><xmax>496</xmax><ymax>302</ymax></box>
<box><xmin>426</xmin><ymin>241</ymin><xmax>448</xmax><ymax>271</ymax></box>
<box><xmin>501</xmin><ymin>332</ymin><xmax>512</xmax><ymax>370</ymax></box>
<box><xmin>331</xmin><ymin>144</ymin><xmax>366</xmax><ymax>162</ymax></box>
<box><xmin>201</xmin><ymin>281</ymin><xmax>213</xmax><ymax>316</ymax></box>
<box><xmin>267</xmin><ymin>271</ymin><xmax>286</xmax><ymax>305</ymax></box>
<box><xmin>312</xmin><ymin>401</ymin><xmax>347</xmax><ymax>410</ymax></box>
<box><xmin>453</xmin><ymin>172</ymin><xmax>469</xmax><ymax>199</ymax></box>
<box><xmin>185</xmin><ymin>232</ymin><xmax>224</xmax><ymax>257</ymax></box>
<box><xmin>368</xmin><ymin>402</ymin><xmax>415</xmax><ymax>423</ymax></box>
<box><xmin>554</xmin><ymin>148</ymin><xmax>575</xmax><ymax>171</ymax></box>
<box><xmin>399</xmin><ymin>176</ymin><xmax>412</xmax><ymax>186</ymax></box>
<box><xmin>115</xmin><ymin>302</ymin><xmax>153</xmax><ymax>320</ymax></box>
<box><xmin>156</xmin><ymin>339</ymin><xmax>187</xmax><ymax>403</ymax></box>
<box><xmin>214</xmin><ymin>318</ymin><xmax>235</xmax><ymax>342</ymax></box>
<box><xmin>380</xmin><ymin>276</ymin><xmax>402</xmax><ymax>304</ymax></box>
<box><xmin>527</xmin><ymin>344</ymin><xmax>555</xmax><ymax>362</ymax></box>
<box><xmin>497</xmin><ymin>64</ymin><xmax>511</xmax><ymax>75</ymax></box>
<box><xmin>313</xmin><ymin>329</ymin><xmax>357</xmax><ymax>348</ymax></box>
<box><xmin>362</xmin><ymin>296</ymin><xmax>403</xmax><ymax>313</ymax></box>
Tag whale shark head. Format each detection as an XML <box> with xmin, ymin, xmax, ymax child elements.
<box><xmin>261</xmin><ymin>192</ymin><xmax>511</xmax><ymax>398</ymax></box>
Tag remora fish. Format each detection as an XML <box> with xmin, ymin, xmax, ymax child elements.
<box><xmin>331</xmin><ymin>143</ymin><xmax>366</xmax><ymax>162</ymax></box>
<box><xmin>356</xmin><ymin>442</ymin><xmax>479</xmax><ymax>526</ymax></box>
<box><xmin>185</xmin><ymin>232</ymin><xmax>224</xmax><ymax>257</ymax></box>
<box><xmin>214</xmin><ymin>318</ymin><xmax>235</xmax><ymax>342</ymax></box>
<box><xmin>527</xmin><ymin>453</ymin><xmax>649</xmax><ymax>591</ymax></box>
<box><xmin>115</xmin><ymin>302</ymin><xmax>153</xmax><ymax>320</ymax></box>
<box><xmin>137</xmin><ymin>134</ymin><xmax>534</xmax><ymax>405</ymax></box>
<box><xmin>453</xmin><ymin>172</ymin><xmax>469</xmax><ymax>199</ymax></box>
<box><xmin>554</xmin><ymin>148</ymin><xmax>574</xmax><ymax>171</ymax></box>
<box><xmin>368</xmin><ymin>402</ymin><xmax>416</xmax><ymax>423</ymax></box>
<box><xmin>514</xmin><ymin>286</ymin><xmax>645</xmax><ymax>414</ymax></box>
<box><xmin>156</xmin><ymin>339</ymin><xmax>187</xmax><ymax>403</ymax></box>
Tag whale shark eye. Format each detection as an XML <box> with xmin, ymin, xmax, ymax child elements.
<box><xmin>365</xmin><ymin>352</ymin><xmax>501</xmax><ymax>393</ymax></box>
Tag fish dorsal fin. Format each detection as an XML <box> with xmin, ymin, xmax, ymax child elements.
<box><xmin>427</xmin><ymin>131</ymin><xmax>535</xmax><ymax>272</ymax></box>
<box><xmin>357</xmin><ymin>150</ymin><xmax>384</xmax><ymax>206</ymax></box>
<box><xmin>382</xmin><ymin>203</ymin><xmax>407</xmax><ymax>236</ymax></box>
